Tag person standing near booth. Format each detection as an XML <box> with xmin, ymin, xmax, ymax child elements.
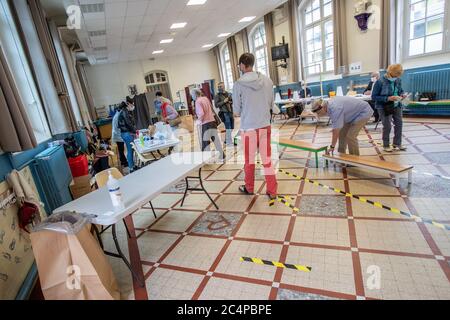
<box><xmin>193</xmin><ymin>88</ymin><xmax>224</xmax><ymax>160</ymax></box>
<box><xmin>214</xmin><ymin>82</ymin><xmax>234</xmax><ymax>146</ymax></box>
<box><xmin>364</xmin><ymin>72</ymin><xmax>380</xmax><ymax>123</ymax></box>
<box><xmin>118</xmin><ymin>97</ymin><xmax>137</xmax><ymax>172</ymax></box>
<box><xmin>111</xmin><ymin>105</ymin><xmax>128</xmax><ymax>169</ymax></box>
<box><xmin>233</xmin><ymin>53</ymin><xmax>278</xmax><ymax>200</ymax></box>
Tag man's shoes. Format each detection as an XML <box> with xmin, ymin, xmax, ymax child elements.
<box><xmin>239</xmin><ymin>185</ymin><xmax>254</xmax><ymax>195</ymax></box>
<box><xmin>393</xmin><ymin>145</ymin><xmax>407</xmax><ymax>151</ymax></box>
<box><xmin>267</xmin><ymin>193</ymin><xmax>277</xmax><ymax>200</ymax></box>
<box><xmin>383</xmin><ymin>147</ymin><xmax>394</xmax><ymax>153</ymax></box>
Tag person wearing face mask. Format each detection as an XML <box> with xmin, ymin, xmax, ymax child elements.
<box><xmin>214</xmin><ymin>82</ymin><xmax>234</xmax><ymax>146</ymax></box>
<box><xmin>193</xmin><ymin>88</ymin><xmax>225</xmax><ymax>160</ymax></box>
<box><xmin>371</xmin><ymin>64</ymin><xmax>408</xmax><ymax>153</ymax></box>
<box><xmin>364</xmin><ymin>72</ymin><xmax>380</xmax><ymax>123</ymax></box>
<box><xmin>118</xmin><ymin>97</ymin><xmax>137</xmax><ymax>171</ymax></box>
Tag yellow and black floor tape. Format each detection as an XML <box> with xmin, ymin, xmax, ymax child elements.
<box><xmin>272</xmin><ymin>168</ymin><xmax>450</xmax><ymax>231</ymax></box>
<box><xmin>240</xmin><ymin>257</ymin><xmax>312</xmax><ymax>272</ymax></box>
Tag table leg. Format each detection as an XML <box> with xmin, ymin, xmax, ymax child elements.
<box><xmin>408</xmin><ymin>170</ymin><xmax>413</xmax><ymax>185</ymax></box>
<box><xmin>180</xmin><ymin>168</ymin><xmax>219</xmax><ymax>210</ymax></box>
<box><xmin>149</xmin><ymin>201</ymin><xmax>157</xmax><ymax>219</ymax></box>
<box><xmin>111</xmin><ymin>224</ymin><xmax>145</xmax><ymax>287</ymax></box>
<box><xmin>198</xmin><ymin>168</ymin><xmax>219</xmax><ymax>210</ymax></box>
<box><xmin>315</xmin><ymin>153</ymin><xmax>319</xmax><ymax>168</ymax></box>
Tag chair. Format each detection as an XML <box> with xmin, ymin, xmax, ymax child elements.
<box><xmin>95</xmin><ymin>168</ymin><xmax>157</xmax><ymax>221</ymax></box>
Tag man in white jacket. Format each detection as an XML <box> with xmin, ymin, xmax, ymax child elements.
<box><xmin>233</xmin><ymin>53</ymin><xmax>278</xmax><ymax>199</ymax></box>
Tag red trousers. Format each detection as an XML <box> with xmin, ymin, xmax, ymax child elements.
<box><xmin>241</xmin><ymin>126</ymin><xmax>278</xmax><ymax>196</ymax></box>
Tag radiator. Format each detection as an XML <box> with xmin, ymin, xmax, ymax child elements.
<box><xmin>407</xmin><ymin>67</ymin><xmax>450</xmax><ymax>100</ymax></box>
<box><xmin>32</xmin><ymin>146</ymin><xmax>73</xmax><ymax>213</ymax></box>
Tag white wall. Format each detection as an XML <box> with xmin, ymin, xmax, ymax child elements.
<box><xmin>273</xmin><ymin>18</ymin><xmax>292</xmax><ymax>84</ymax></box>
<box><xmin>345</xmin><ymin>0</ymin><xmax>382</xmax><ymax>75</ymax></box>
<box><xmin>85</xmin><ymin>51</ymin><xmax>220</xmax><ymax>108</ymax></box>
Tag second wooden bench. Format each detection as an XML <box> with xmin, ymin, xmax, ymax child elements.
<box><xmin>323</xmin><ymin>153</ymin><xmax>413</xmax><ymax>187</ymax></box>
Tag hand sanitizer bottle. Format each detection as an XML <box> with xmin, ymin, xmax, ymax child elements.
<box><xmin>107</xmin><ymin>170</ymin><xmax>125</xmax><ymax>210</ymax></box>
<box><xmin>139</xmin><ymin>131</ymin><xmax>145</xmax><ymax>146</ymax></box>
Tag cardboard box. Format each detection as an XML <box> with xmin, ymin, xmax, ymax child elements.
<box><xmin>70</xmin><ymin>175</ymin><xmax>94</xmax><ymax>199</ymax></box>
<box><xmin>179</xmin><ymin>115</ymin><xmax>194</xmax><ymax>133</ymax></box>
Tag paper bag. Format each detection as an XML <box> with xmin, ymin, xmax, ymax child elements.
<box><xmin>30</xmin><ymin>225</ymin><xmax>120</xmax><ymax>300</ymax></box>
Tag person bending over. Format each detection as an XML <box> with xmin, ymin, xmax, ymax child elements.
<box><xmin>312</xmin><ymin>97</ymin><xmax>373</xmax><ymax>156</ymax></box>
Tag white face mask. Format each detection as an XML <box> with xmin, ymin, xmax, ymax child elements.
<box><xmin>371</xmin><ymin>77</ymin><xmax>377</xmax><ymax>83</ymax></box>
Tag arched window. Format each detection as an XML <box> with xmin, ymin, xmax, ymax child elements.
<box><xmin>249</xmin><ymin>23</ymin><xmax>268</xmax><ymax>76</ymax></box>
<box><xmin>300</xmin><ymin>0</ymin><xmax>334</xmax><ymax>76</ymax></box>
<box><xmin>220</xmin><ymin>44</ymin><xmax>234</xmax><ymax>90</ymax></box>
<box><xmin>145</xmin><ymin>70</ymin><xmax>168</xmax><ymax>85</ymax></box>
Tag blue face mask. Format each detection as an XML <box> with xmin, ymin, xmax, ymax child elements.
<box><xmin>389</xmin><ymin>77</ymin><xmax>398</xmax><ymax>82</ymax></box>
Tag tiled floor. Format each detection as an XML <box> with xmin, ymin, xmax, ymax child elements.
<box><xmin>102</xmin><ymin>117</ymin><xmax>450</xmax><ymax>300</ymax></box>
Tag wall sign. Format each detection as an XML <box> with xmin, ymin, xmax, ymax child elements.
<box><xmin>349</xmin><ymin>62</ymin><xmax>363</xmax><ymax>74</ymax></box>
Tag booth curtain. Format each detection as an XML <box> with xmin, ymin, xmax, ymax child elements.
<box><xmin>0</xmin><ymin>46</ymin><xmax>37</xmax><ymax>152</ymax></box>
<box><xmin>264</xmin><ymin>13</ymin><xmax>279</xmax><ymax>85</ymax></box>
<box><xmin>226</xmin><ymin>36</ymin><xmax>239</xmax><ymax>81</ymax></box>
<box><xmin>61</xmin><ymin>40</ymin><xmax>92</xmax><ymax>126</ymax></box>
<box><xmin>27</xmin><ymin>0</ymin><xmax>78</xmax><ymax>131</ymax></box>
<box><xmin>288</xmin><ymin>0</ymin><xmax>301</xmax><ymax>82</ymax></box>
<box><xmin>332</xmin><ymin>0</ymin><xmax>348</xmax><ymax>75</ymax></box>
<box><xmin>379</xmin><ymin>0</ymin><xmax>391</xmax><ymax>70</ymax></box>
<box><xmin>213</xmin><ymin>45</ymin><xmax>224</xmax><ymax>83</ymax></box>
<box><xmin>76</xmin><ymin>61</ymin><xmax>96</xmax><ymax>121</ymax></box>
<box><xmin>239</xmin><ymin>28</ymin><xmax>250</xmax><ymax>53</ymax></box>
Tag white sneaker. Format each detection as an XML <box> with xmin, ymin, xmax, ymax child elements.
<box><xmin>393</xmin><ymin>145</ymin><xmax>407</xmax><ymax>151</ymax></box>
<box><xmin>383</xmin><ymin>147</ymin><xmax>394</xmax><ymax>153</ymax></box>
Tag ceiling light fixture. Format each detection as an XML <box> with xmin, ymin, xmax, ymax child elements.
<box><xmin>239</xmin><ymin>16</ymin><xmax>256</xmax><ymax>23</ymax></box>
<box><xmin>160</xmin><ymin>39</ymin><xmax>174</xmax><ymax>44</ymax></box>
<box><xmin>170</xmin><ymin>22</ymin><xmax>187</xmax><ymax>29</ymax></box>
<box><xmin>187</xmin><ymin>0</ymin><xmax>207</xmax><ymax>5</ymax></box>
<box><xmin>152</xmin><ymin>50</ymin><xmax>164</xmax><ymax>54</ymax></box>
<box><xmin>202</xmin><ymin>44</ymin><xmax>213</xmax><ymax>48</ymax></box>
<box><xmin>218</xmin><ymin>33</ymin><xmax>231</xmax><ymax>38</ymax></box>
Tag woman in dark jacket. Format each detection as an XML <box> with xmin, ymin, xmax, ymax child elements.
<box><xmin>371</xmin><ymin>64</ymin><xmax>408</xmax><ymax>153</ymax></box>
<box><xmin>118</xmin><ymin>97</ymin><xmax>137</xmax><ymax>171</ymax></box>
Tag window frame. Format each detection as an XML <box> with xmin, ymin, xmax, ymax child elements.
<box><xmin>403</xmin><ymin>0</ymin><xmax>450</xmax><ymax>60</ymax></box>
<box><xmin>0</xmin><ymin>0</ymin><xmax>51</xmax><ymax>144</ymax></box>
<box><xmin>220</xmin><ymin>43</ymin><xmax>234</xmax><ymax>91</ymax></box>
<box><xmin>249</xmin><ymin>22</ymin><xmax>269</xmax><ymax>76</ymax></box>
<box><xmin>299</xmin><ymin>0</ymin><xmax>334</xmax><ymax>77</ymax></box>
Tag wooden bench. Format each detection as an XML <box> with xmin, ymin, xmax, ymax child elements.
<box><xmin>277</xmin><ymin>139</ymin><xmax>328</xmax><ymax>168</ymax></box>
<box><xmin>323</xmin><ymin>153</ymin><xmax>413</xmax><ymax>187</ymax></box>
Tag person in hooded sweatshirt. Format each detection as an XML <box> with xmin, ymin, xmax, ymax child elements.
<box><xmin>233</xmin><ymin>53</ymin><xmax>278</xmax><ymax>200</ymax></box>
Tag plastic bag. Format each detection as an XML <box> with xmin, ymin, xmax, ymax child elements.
<box><xmin>32</xmin><ymin>211</ymin><xmax>96</xmax><ymax>235</ymax></box>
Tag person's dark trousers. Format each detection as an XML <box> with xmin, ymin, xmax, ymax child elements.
<box><xmin>369</xmin><ymin>101</ymin><xmax>379</xmax><ymax>122</ymax></box>
<box><xmin>223</xmin><ymin>112</ymin><xmax>234</xmax><ymax>145</ymax></box>
<box><xmin>121</xmin><ymin>132</ymin><xmax>135</xmax><ymax>170</ymax></box>
<box><xmin>116</xmin><ymin>141</ymin><xmax>128</xmax><ymax>167</ymax></box>
<box><xmin>377</xmin><ymin>107</ymin><xmax>403</xmax><ymax>148</ymax></box>
<box><xmin>201</xmin><ymin>121</ymin><xmax>225</xmax><ymax>159</ymax></box>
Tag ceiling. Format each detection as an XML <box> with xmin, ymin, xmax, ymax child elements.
<box><xmin>41</xmin><ymin>0</ymin><xmax>288</xmax><ymax>65</ymax></box>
